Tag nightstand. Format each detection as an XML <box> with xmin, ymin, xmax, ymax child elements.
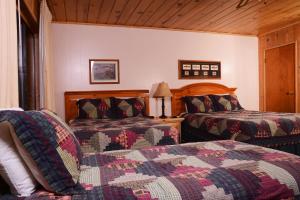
<box><xmin>154</xmin><ymin>117</ymin><xmax>184</xmax><ymax>143</ymax></box>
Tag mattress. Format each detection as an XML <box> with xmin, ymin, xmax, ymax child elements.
<box><xmin>70</xmin><ymin>117</ymin><xmax>179</xmax><ymax>153</ymax></box>
<box><xmin>7</xmin><ymin>140</ymin><xmax>300</xmax><ymax>199</ymax></box>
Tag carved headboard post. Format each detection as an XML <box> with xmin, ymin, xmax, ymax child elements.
<box><xmin>64</xmin><ymin>90</ymin><xmax>150</xmax><ymax>123</ymax></box>
<box><xmin>171</xmin><ymin>83</ymin><xmax>237</xmax><ymax>116</ymax></box>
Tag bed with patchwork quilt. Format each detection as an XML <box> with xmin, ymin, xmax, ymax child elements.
<box><xmin>5</xmin><ymin>140</ymin><xmax>300</xmax><ymax>200</ymax></box>
<box><xmin>1</xmin><ymin>110</ymin><xmax>300</xmax><ymax>199</ymax></box>
<box><xmin>182</xmin><ymin>110</ymin><xmax>300</xmax><ymax>154</ymax></box>
<box><xmin>174</xmin><ymin>90</ymin><xmax>300</xmax><ymax>155</ymax></box>
<box><xmin>70</xmin><ymin>117</ymin><xmax>179</xmax><ymax>153</ymax></box>
<box><xmin>67</xmin><ymin>96</ymin><xmax>179</xmax><ymax>153</ymax></box>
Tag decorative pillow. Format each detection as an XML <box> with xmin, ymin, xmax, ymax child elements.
<box><xmin>0</xmin><ymin>108</ymin><xmax>23</xmax><ymax>111</ymax></box>
<box><xmin>77</xmin><ymin>98</ymin><xmax>112</xmax><ymax>119</ymax></box>
<box><xmin>41</xmin><ymin>109</ymin><xmax>83</xmax><ymax>163</ymax></box>
<box><xmin>112</xmin><ymin>97</ymin><xmax>145</xmax><ymax>118</ymax></box>
<box><xmin>210</xmin><ymin>94</ymin><xmax>243</xmax><ymax>111</ymax></box>
<box><xmin>0</xmin><ymin>121</ymin><xmax>36</xmax><ymax>197</ymax></box>
<box><xmin>183</xmin><ymin>95</ymin><xmax>215</xmax><ymax>113</ymax></box>
<box><xmin>0</xmin><ymin>111</ymin><xmax>83</xmax><ymax>195</ymax></box>
<box><xmin>41</xmin><ymin>109</ymin><xmax>75</xmax><ymax>137</ymax></box>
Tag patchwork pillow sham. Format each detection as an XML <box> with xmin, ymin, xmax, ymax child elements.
<box><xmin>0</xmin><ymin>110</ymin><xmax>83</xmax><ymax>195</ymax></box>
<box><xmin>41</xmin><ymin>109</ymin><xmax>83</xmax><ymax>164</ymax></box>
<box><xmin>112</xmin><ymin>97</ymin><xmax>146</xmax><ymax>118</ymax></box>
<box><xmin>41</xmin><ymin>109</ymin><xmax>76</xmax><ymax>138</ymax></box>
<box><xmin>210</xmin><ymin>94</ymin><xmax>243</xmax><ymax>111</ymax></box>
<box><xmin>77</xmin><ymin>98</ymin><xmax>112</xmax><ymax>119</ymax></box>
<box><xmin>183</xmin><ymin>95</ymin><xmax>215</xmax><ymax>113</ymax></box>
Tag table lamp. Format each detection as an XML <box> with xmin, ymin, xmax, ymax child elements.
<box><xmin>153</xmin><ymin>82</ymin><xmax>172</xmax><ymax>118</ymax></box>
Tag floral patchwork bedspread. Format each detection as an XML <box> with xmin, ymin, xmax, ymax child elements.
<box><xmin>69</xmin><ymin>117</ymin><xmax>179</xmax><ymax>153</ymax></box>
<box><xmin>184</xmin><ymin>110</ymin><xmax>300</xmax><ymax>145</ymax></box>
<box><xmin>15</xmin><ymin>140</ymin><xmax>300</xmax><ymax>199</ymax></box>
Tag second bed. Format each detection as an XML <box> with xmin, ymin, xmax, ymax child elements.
<box><xmin>65</xmin><ymin>90</ymin><xmax>179</xmax><ymax>153</ymax></box>
<box><xmin>171</xmin><ymin>83</ymin><xmax>300</xmax><ymax>155</ymax></box>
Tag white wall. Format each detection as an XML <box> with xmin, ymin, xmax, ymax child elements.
<box><xmin>51</xmin><ymin>23</ymin><xmax>259</xmax><ymax>119</ymax></box>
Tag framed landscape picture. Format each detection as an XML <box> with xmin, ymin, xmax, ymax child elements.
<box><xmin>178</xmin><ymin>60</ymin><xmax>221</xmax><ymax>79</ymax></box>
<box><xmin>89</xmin><ymin>59</ymin><xmax>120</xmax><ymax>84</ymax></box>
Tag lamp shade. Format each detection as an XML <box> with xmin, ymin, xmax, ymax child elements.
<box><xmin>153</xmin><ymin>82</ymin><xmax>172</xmax><ymax>98</ymax></box>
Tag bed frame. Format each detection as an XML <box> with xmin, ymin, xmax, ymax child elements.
<box><xmin>64</xmin><ymin>90</ymin><xmax>150</xmax><ymax>123</ymax></box>
<box><xmin>171</xmin><ymin>83</ymin><xmax>237</xmax><ymax>116</ymax></box>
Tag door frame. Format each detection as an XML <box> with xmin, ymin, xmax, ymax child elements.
<box><xmin>263</xmin><ymin>42</ymin><xmax>298</xmax><ymax>112</ymax></box>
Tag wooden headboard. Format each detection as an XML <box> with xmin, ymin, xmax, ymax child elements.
<box><xmin>64</xmin><ymin>90</ymin><xmax>150</xmax><ymax>123</ymax></box>
<box><xmin>171</xmin><ymin>83</ymin><xmax>237</xmax><ymax>116</ymax></box>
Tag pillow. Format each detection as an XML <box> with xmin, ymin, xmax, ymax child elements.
<box><xmin>41</xmin><ymin>109</ymin><xmax>75</xmax><ymax>136</ymax></box>
<box><xmin>0</xmin><ymin>108</ymin><xmax>23</xmax><ymax>111</ymax></box>
<box><xmin>40</xmin><ymin>109</ymin><xmax>83</xmax><ymax>163</ymax></box>
<box><xmin>0</xmin><ymin>110</ymin><xmax>83</xmax><ymax>195</ymax></box>
<box><xmin>210</xmin><ymin>94</ymin><xmax>243</xmax><ymax>111</ymax></box>
<box><xmin>77</xmin><ymin>98</ymin><xmax>112</xmax><ymax>119</ymax></box>
<box><xmin>183</xmin><ymin>95</ymin><xmax>215</xmax><ymax>113</ymax></box>
<box><xmin>112</xmin><ymin>97</ymin><xmax>146</xmax><ymax>118</ymax></box>
<box><xmin>0</xmin><ymin>121</ymin><xmax>36</xmax><ymax>197</ymax></box>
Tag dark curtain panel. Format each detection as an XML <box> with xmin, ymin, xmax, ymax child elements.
<box><xmin>18</xmin><ymin>19</ymin><xmax>38</xmax><ymax>110</ymax></box>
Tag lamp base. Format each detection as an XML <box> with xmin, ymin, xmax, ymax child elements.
<box><xmin>159</xmin><ymin>115</ymin><xmax>167</xmax><ymax>119</ymax></box>
<box><xmin>159</xmin><ymin>97</ymin><xmax>167</xmax><ymax>119</ymax></box>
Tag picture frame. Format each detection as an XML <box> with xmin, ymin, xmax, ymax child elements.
<box><xmin>178</xmin><ymin>60</ymin><xmax>221</xmax><ymax>79</ymax></box>
<box><xmin>89</xmin><ymin>59</ymin><xmax>120</xmax><ymax>84</ymax></box>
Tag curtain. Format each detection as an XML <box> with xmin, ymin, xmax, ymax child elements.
<box><xmin>0</xmin><ymin>0</ymin><xmax>19</xmax><ymax>108</ymax></box>
<box><xmin>39</xmin><ymin>0</ymin><xmax>55</xmax><ymax>111</ymax></box>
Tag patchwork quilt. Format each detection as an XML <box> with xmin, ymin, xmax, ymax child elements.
<box><xmin>10</xmin><ymin>140</ymin><xmax>300</xmax><ymax>199</ymax></box>
<box><xmin>70</xmin><ymin>117</ymin><xmax>179</xmax><ymax>153</ymax></box>
<box><xmin>183</xmin><ymin>110</ymin><xmax>300</xmax><ymax>146</ymax></box>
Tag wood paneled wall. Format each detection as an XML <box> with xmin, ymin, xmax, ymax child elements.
<box><xmin>259</xmin><ymin>23</ymin><xmax>300</xmax><ymax>112</ymax></box>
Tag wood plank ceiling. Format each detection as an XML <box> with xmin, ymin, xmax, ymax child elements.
<box><xmin>47</xmin><ymin>0</ymin><xmax>300</xmax><ymax>35</ymax></box>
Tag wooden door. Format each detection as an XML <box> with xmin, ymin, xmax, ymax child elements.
<box><xmin>265</xmin><ymin>43</ymin><xmax>295</xmax><ymax>112</ymax></box>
